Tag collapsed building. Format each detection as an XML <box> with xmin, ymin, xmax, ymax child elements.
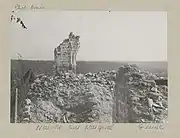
<box><xmin>12</xmin><ymin>32</ymin><xmax>168</xmax><ymax>123</ymax></box>
<box><xmin>18</xmin><ymin>65</ymin><xmax>168</xmax><ymax>123</ymax></box>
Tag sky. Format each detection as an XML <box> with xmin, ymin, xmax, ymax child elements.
<box><xmin>10</xmin><ymin>11</ymin><xmax>167</xmax><ymax>61</ymax></box>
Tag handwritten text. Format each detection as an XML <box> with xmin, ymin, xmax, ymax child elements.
<box><xmin>35</xmin><ymin>124</ymin><xmax>114</xmax><ymax>132</ymax></box>
<box><xmin>138</xmin><ymin>123</ymin><xmax>165</xmax><ymax>131</ymax></box>
<box><xmin>14</xmin><ymin>4</ymin><xmax>44</xmax><ymax>10</ymax></box>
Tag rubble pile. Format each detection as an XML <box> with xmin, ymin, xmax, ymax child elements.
<box><xmin>20</xmin><ymin>70</ymin><xmax>116</xmax><ymax>123</ymax></box>
<box><xmin>18</xmin><ymin>64</ymin><xmax>168</xmax><ymax>123</ymax></box>
<box><xmin>123</xmin><ymin>64</ymin><xmax>168</xmax><ymax>123</ymax></box>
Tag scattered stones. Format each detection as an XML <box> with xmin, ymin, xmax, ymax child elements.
<box><xmin>34</xmin><ymin>78</ymin><xmax>41</xmax><ymax>83</ymax></box>
<box><xmin>18</xmin><ymin>64</ymin><xmax>167</xmax><ymax>123</ymax></box>
<box><xmin>24</xmin><ymin>98</ymin><xmax>31</xmax><ymax>105</ymax></box>
<box><xmin>22</xmin><ymin>69</ymin><xmax>116</xmax><ymax>123</ymax></box>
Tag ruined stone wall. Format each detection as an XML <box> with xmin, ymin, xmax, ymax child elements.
<box><xmin>54</xmin><ymin>32</ymin><xmax>80</xmax><ymax>74</ymax></box>
<box><xmin>113</xmin><ymin>65</ymin><xmax>168</xmax><ymax>123</ymax></box>
<box><xmin>113</xmin><ymin>67</ymin><xmax>132</xmax><ymax>123</ymax></box>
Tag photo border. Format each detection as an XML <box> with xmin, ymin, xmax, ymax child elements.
<box><xmin>0</xmin><ymin>0</ymin><xmax>179</xmax><ymax>138</ymax></box>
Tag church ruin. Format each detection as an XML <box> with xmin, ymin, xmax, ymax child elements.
<box><xmin>54</xmin><ymin>32</ymin><xmax>80</xmax><ymax>74</ymax></box>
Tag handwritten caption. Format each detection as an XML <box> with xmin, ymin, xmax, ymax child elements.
<box><xmin>14</xmin><ymin>4</ymin><xmax>44</xmax><ymax>10</ymax></box>
<box><xmin>36</xmin><ymin>124</ymin><xmax>114</xmax><ymax>132</ymax></box>
<box><xmin>137</xmin><ymin>123</ymin><xmax>165</xmax><ymax>131</ymax></box>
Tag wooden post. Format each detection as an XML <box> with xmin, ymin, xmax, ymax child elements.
<box><xmin>14</xmin><ymin>88</ymin><xmax>18</xmax><ymax>123</ymax></box>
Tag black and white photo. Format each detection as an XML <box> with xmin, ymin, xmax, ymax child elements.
<box><xmin>10</xmin><ymin>11</ymin><xmax>168</xmax><ymax>123</ymax></box>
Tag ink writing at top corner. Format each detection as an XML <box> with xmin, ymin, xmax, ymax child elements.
<box><xmin>13</xmin><ymin>4</ymin><xmax>44</xmax><ymax>11</ymax></box>
<box><xmin>30</xmin><ymin>4</ymin><xmax>44</xmax><ymax>10</ymax></box>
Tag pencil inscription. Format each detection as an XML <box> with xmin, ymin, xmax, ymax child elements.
<box><xmin>138</xmin><ymin>123</ymin><xmax>165</xmax><ymax>130</ymax></box>
<box><xmin>14</xmin><ymin>4</ymin><xmax>44</xmax><ymax>10</ymax></box>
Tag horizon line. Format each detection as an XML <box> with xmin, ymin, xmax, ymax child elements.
<box><xmin>10</xmin><ymin>59</ymin><xmax>168</xmax><ymax>62</ymax></box>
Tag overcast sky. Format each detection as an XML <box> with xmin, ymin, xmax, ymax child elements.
<box><xmin>10</xmin><ymin>11</ymin><xmax>167</xmax><ymax>61</ymax></box>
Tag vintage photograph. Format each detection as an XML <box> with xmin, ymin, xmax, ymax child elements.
<box><xmin>10</xmin><ymin>11</ymin><xmax>167</xmax><ymax>123</ymax></box>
